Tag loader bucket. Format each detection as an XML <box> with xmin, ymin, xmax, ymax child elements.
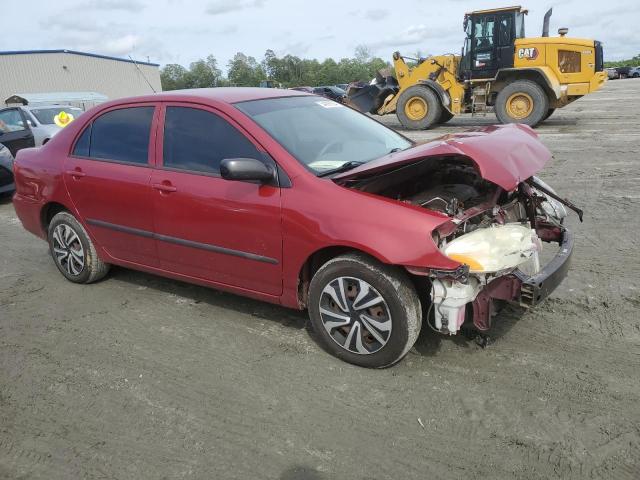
<box><xmin>346</xmin><ymin>75</ymin><xmax>399</xmax><ymax>114</ymax></box>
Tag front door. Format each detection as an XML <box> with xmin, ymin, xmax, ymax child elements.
<box><xmin>471</xmin><ymin>14</ymin><xmax>498</xmax><ymax>78</ymax></box>
<box><xmin>0</xmin><ymin>108</ymin><xmax>35</xmax><ymax>156</ymax></box>
<box><xmin>64</xmin><ymin>104</ymin><xmax>159</xmax><ymax>267</ymax></box>
<box><xmin>151</xmin><ymin>104</ymin><xmax>282</xmax><ymax>296</ymax></box>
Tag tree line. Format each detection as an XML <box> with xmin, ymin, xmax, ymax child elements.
<box><xmin>604</xmin><ymin>53</ymin><xmax>640</xmax><ymax>68</ymax></box>
<box><xmin>160</xmin><ymin>46</ymin><xmax>390</xmax><ymax>90</ymax></box>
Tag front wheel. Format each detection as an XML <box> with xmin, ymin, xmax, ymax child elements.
<box><xmin>495</xmin><ymin>80</ymin><xmax>549</xmax><ymax>126</ymax></box>
<box><xmin>542</xmin><ymin>108</ymin><xmax>556</xmax><ymax>121</ymax></box>
<box><xmin>308</xmin><ymin>253</ymin><xmax>422</xmax><ymax>368</ymax></box>
<box><xmin>396</xmin><ymin>85</ymin><xmax>442</xmax><ymax>130</ymax></box>
<box><xmin>48</xmin><ymin>211</ymin><xmax>110</xmax><ymax>283</ymax></box>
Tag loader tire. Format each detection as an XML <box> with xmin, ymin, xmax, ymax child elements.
<box><xmin>396</xmin><ymin>86</ymin><xmax>442</xmax><ymax>130</ymax></box>
<box><xmin>542</xmin><ymin>108</ymin><xmax>555</xmax><ymax>121</ymax></box>
<box><xmin>438</xmin><ymin>109</ymin><xmax>454</xmax><ymax>124</ymax></box>
<box><xmin>495</xmin><ymin>80</ymin><xmax>549</xmax><ymax>127</ymax></box>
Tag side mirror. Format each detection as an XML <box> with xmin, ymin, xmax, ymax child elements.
<box><xmin>220</xmin><ymin>157</ymin><xmax>275</xmax><ymax>183</ymax></box>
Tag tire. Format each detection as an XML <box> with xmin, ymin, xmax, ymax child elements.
<box><xmin>542</xmin><ymin>108</ymin><xmax>555</xmax><ymax>121</ymax></box>
<box><xmin>48</xmin><ymin>211</ymin><xmax>110</xmax><ymax>284</ymax></box>
<box><xmin>495</xmin><ymin>80</ymin><xmax>549</xmax><ymax>126</ymax></box>
<box><xmin>438</xmin><ymin>109</ymin><xmax>454</xmax><ymax>124</ymax></box>
<box><xmin>308</xmin><ymin>253</ymin><xmax>422</xmax><ymax>368</ymax></box>
<box><xmin>633</xmin><ymin>73</ymin><xmax>640</xmax><ymax>78</ymax></box>
<box><xmin>396</xmin><ymin>85</ymin><xmax>442</xmax><ymax>130</ymax></box>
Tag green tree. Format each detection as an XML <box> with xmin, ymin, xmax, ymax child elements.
<box><xmin>227</xmin><ymin>53</ymin><xmax>265</xmax><ymax>86</ymax></box>
<box><xmin>160</xmin><ymin>64</ymin><xmax>189</xmax><ymax>90</ymax></box>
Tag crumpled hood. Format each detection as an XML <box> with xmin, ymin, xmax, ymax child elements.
<box><xmin>334</xmin><ymin>124</ymin><xmax>552</xmax><ymax>191</ymax></box>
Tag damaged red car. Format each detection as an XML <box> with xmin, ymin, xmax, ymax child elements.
<box><xmin>12</xmin><ymin>88</ymin><xmax>580</xmax><ymax>368</ymax></box>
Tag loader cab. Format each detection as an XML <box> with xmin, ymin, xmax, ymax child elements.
<box><xmin>461</xmin><ymin>6</ymin><xmax>527</xmax><ymax>80</ymax></box>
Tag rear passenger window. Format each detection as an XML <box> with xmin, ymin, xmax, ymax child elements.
<box><xmin>163</xmin><ymin>106</ymin><xmax>261</xmax><ymax>174</ymax></box>
<box><xmin>87</xmin><ymin>107</ymin><xmax>154</xmax><ymax>164</ymax></box>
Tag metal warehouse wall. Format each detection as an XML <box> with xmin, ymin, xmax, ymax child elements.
<box><xmin>0</xmin><ymin>52</ymin><xmax>162</xmax><ymax>104</ymax></box>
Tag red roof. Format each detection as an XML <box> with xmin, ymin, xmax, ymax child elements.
<box><xmin>108</xmin><ymin>87</ymin><xmax>312</xmax><ymax>106</ymax></box>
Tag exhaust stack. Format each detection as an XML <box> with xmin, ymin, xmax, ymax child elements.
<box><xmin>542</xmin><ymin>8</ymin><xmax>552</xmax><ymax>37</ymax></box>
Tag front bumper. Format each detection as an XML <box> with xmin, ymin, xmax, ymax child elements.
<box><xmin>472</xmin><ymin>228</ymin><xmax>574</xmax><ymax>331</ymax></box>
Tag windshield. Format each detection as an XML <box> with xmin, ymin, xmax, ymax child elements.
<box><xmin>29</xmin><ymin>107</ymin><xmax>83</xmax><ymax>125</ymax></box>
<box><xmin>235</xmin><ymin>96</ymin><xmax>412</xmax><ymax>175</ymax></box>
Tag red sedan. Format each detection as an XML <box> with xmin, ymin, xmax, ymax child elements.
<box><xmin>12</xmin><ymin>88</ymin><xmax>579</xmax><ymax>368</ymax></box>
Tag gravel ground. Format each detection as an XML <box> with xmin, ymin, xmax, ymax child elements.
<box><xmin>1</xmin><ymin>79</ymin><xmax>639</xmax><ymax>480</ymax></box>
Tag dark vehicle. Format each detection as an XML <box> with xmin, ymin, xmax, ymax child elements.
<box><xmin>13</xmin><ymin>88</ymin><xmax>580</xmax><ymax>368</ymax></box>
<box><xmin>313</xmin><ymin>86</ymin><xmax>347</xmax><ymax>103</ymax></box>
<box><xmin>0</xmin><ymin>107</ymin><xmax>35</xmax><ymax>157</ymax></box>
<box><xmin>0</xmin><ymin>143</ymin><xmax>15</xmax><ymax>195</ymax></box>
<box><xmin>290</xmin><ymin>86</ymin><xmax>314</xmax><ymax>93</ymax></box>
<box><xmin>615</xmin><ymin>66</ymin><xmax>631</xmax><ymax>79</ymax></box>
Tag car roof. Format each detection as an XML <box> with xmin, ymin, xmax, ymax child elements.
<box><xmin>24</xmin><ymin>104</ymin><xmax>82</xmax><ymax>110</ymax></box>
<box><xmin>103</xmin><ymin>87</ymin><xmax>313</xmax><ymax>107</ymax></box>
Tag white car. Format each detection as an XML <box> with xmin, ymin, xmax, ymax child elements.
<box><xmin>629</xmin><ymin>66</ymin><xmax>640</xmax><ymax>78</ymax></box>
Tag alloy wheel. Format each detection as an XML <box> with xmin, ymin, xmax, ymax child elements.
<box><xmin>52</xmin><ymin>224</ymin><xmax>85</xmax><ymax>276</ymax></box>
<box><xmin>319</xmin><ymin>276</ymin><xmax>392</xmax><ymax>355</ymax></box>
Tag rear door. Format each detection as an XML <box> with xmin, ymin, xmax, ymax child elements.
<box><xmin>64</xmin><ymin>103</ymin><xmax>160</xmax><ymax>267</ymax></box>
<box><xmin>150</xmin><ymin>103</ymin><xmax>282</xmax><ymax>296</ymax></box>
<box><xmin>496</xmin><ymin>13</ymin><xmax>515</xmax><ymax>70</ymax></box>
<box><xmin>0</xmin><ymin>108</ymin><xmax>35</xmax><ymax>157</ymax></box>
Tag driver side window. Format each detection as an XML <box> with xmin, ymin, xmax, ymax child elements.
<box><xmin>162</xmin><ymin>106</ymin><xmax>262</xmax><ymax>175</ymax></box>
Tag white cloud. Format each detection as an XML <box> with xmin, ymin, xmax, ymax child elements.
<box><xmin>103</xmin><ymin>34</ymin><xmax>140</xmax><ymax>55</ymax></box>
<box><xmin>205</xmin><ymin>0</ymin><xmax>264</xmax><ymax>15</ymax></box>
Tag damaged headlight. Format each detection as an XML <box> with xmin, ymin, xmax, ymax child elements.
<box><xmin>443</xmin><ymin>224</ymin><xmax>539</xmax><ymax>273</ymax></box>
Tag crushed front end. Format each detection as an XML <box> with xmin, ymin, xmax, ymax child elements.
<box><xmin>425</xmin><ymin>175</ymin><xmax>580</xmax><ymax>334</ymax></box>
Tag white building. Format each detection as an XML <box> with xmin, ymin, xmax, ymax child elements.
<box><xmin>0</xmin><ymin>49</ymin><xmax>162</xmax><ymax>106</ymax></box>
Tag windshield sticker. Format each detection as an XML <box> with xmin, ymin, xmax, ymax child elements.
<box><xmin>54</xmin><ymin>111</ymin><xmax>75</xmax><ymax>128</ymax></box>
<box><xmin>315</xmin><ymin>100</ymin><xmax>342</xmax><ymax>109</ymax></box>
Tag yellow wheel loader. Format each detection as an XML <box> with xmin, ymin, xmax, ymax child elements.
<box><xmin>347</xmin><ymin>6</ymin><xmax>607</xmax><ymax>129</ymax></box>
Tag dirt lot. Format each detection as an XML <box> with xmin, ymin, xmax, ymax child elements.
<box><xmin>1</xmin><ymin>79</ymin><xmax>639</xmax><ymax>480</ymax></box>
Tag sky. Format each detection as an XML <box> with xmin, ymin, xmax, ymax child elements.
<box><xmin>0</xmin><ymin>0</ymin><xmax>638</xmax><ymax>71</ymax></box>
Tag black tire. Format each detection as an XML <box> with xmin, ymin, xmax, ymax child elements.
<box><xmin>438</xmin><ymin>109</ymin><xmax>454</xmax><ymax>124</ymax></box>
<box><xmin>542</xmin><ymin>108</ymin><xmax>555</xmax><ymax>121</ymax></box>
<box><xmin>633</xmin><ymin>73</ymin><xmax>640</xmax><ymax>78</ymax></box>
<box><xmin>48</xmin><ymin>211</ymin><xmax>110</xmax><ymax>284</ymax></box>
<box><xmin>495</xmin><ymin>80</ymin><xmax>549</xmax><ymax>126</ymax></box>
<box><xmin>396</xmin><ymin>85</ymin><xmax>442</xmax><ymax>130</ymax></box>
<box><xmin>308</xmin><ymin>253</ymin><xmax>422</xmax><ymax>368</ymax></box>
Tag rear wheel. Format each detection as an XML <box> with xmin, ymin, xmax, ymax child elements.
<box><xmin>396</xmin><ymin>85</ymin><xmax>442</xmax><ymax>130</ymax></box>
<box><xmin>48</xmin><ymin>211</ymin><xmax>110</xmax><ymax>284</ymax></box>
<box><xmin>308</xmin><ymin>253</ymin><xmax>422</xmax><ymax>368</ymax></box>
<box><xmin>495</xmin><ymin>80</ymin><xmax>549</xmax><ymax>126</ymax></box>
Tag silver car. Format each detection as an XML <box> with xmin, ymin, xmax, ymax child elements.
<box><xmin>19</xmin><ymin>105</ymin><xmax>84</xmax><ymax>145</ymax></box>
<box><xmin>0</xmin><ymin>143</ymin><xmax>14</xmax><ymax>195</ymax></box>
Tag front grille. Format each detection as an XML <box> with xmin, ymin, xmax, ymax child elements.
<box><xmin>595</xmin><ymin>41</ymin><xmax>604</xmax><ymax>72</ymax></box>
<box><xmin>0</xmin><ymin>166</ymin><xmax>13</xmax><ymax>187</ymax></box>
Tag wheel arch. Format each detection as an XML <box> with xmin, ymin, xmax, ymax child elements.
<box><xmin>296</xmin><ymin>245</ymin><xmax>390</xmax><ymax>309</ymax></box>
<box><xmin>416</xmin><ymin>80</ymin><xmax>452</xmax><ymax>112</ymax></box>
<box><xmin>41</xmin><ymin>201</ymin><xmax>72</xmax><ymax>233</ymax></box>
<box><xmin>492</xmin><ymin>68</ymin><xmax>559</xmax><ymax>101</ymax></box>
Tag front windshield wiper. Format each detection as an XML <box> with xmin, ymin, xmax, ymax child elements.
<box><xmin>317</xmin><ymin>160</ymin><xmax>367</xmax><ymax>177</ymax></box>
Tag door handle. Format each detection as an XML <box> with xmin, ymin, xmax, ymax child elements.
<box><xmin>65</xmin><ymin>169</ymin><xmax>86</xmax><ymax>178</ymax></box>
<box><xmin>152</xmin><ymin>183</ymin><xmax>177</xmax><ymax>193</ymax></box>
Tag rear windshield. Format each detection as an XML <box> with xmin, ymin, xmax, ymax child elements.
<box><xmin>30</xmin><ymin>107</ymin><xmax>83</xmax><ymax>125</ymax></box>
<box><xmin>235</xmin><ymin>96</ymin><xmax>411</xmax><ymax>174</ymax></box>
